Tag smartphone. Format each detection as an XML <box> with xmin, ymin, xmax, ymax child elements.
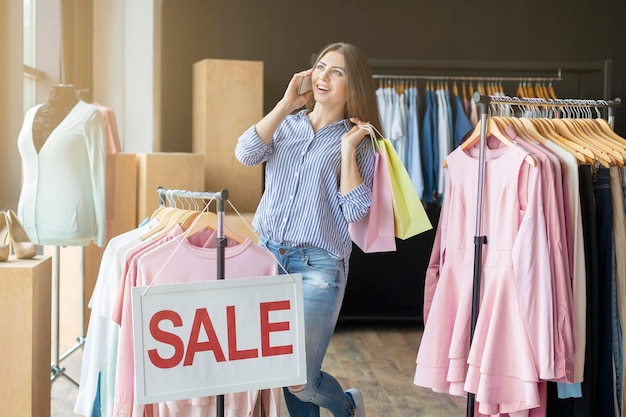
<box><xmin>298</xmin><ymin>75</ymin><xmax>312</xmax><ymax>95</ymax></box>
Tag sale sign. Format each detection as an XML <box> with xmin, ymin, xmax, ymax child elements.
<box><xmin>131</xmin><ymin>274</ymin><xmax>306</xmax><ymax>405</ymax></box>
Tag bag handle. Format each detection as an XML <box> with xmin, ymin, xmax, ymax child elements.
<box><xmin>357</xmin><ymin>123</ymin><xmax>384</xmax><ymax>152</ymax></box>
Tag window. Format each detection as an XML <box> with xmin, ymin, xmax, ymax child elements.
<box><xmin>23</xmin><ymin>0</ymin><xmax>36</xmax><ymax>114</ymax></box>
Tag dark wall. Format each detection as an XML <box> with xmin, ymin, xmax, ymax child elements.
<box><xmin>161</xmin><ymin>0</ymin><xmax>626</xmax><ymax>152</ymax></box>
<box><xmin>160</xmin><ymin>0</ymin><xmax>626</xmax><ymax>321</ymax></box>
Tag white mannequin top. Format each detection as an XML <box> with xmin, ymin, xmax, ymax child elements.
<box><xmin>17</xmin><ymin>99</ymin><xmax>107</xmax><ymax>247</ymax></box>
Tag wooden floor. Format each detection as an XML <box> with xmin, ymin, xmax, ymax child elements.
<box><xmin>51</xmin><ymin>322</ymin><xmax>466</xmax><ymax>417</ymax></box>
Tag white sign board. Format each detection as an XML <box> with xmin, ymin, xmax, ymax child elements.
<box><xmin>131</xmin><ymin>274</ymin><xmax>306</xmax><ymax>405</ymax></box>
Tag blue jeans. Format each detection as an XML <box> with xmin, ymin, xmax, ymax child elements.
<box><xmin>260</xmin><ymin>237</ymin><xmax>355</xmax><ymax>417</ymax></box>
<box><xmin>593</xmin><ymin>167</ymin><xmax>617</xmax><ymax>417</ymax></box>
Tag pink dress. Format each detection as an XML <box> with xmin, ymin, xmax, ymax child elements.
<box><xmin>92</xmin><ymin>102</ymin><xmax>122</xmax><ymax>241</ymax></box>
<box><xmin>415</xmin><ymin>137</ymin><xmax>555</xmax><ymax>415</ymax></box>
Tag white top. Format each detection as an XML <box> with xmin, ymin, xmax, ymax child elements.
<box><xmin>17</xmin><ymin>100</ymin><xmax>107</xmax><ymax>247</ymax></box>
<box><xmin>74</xmin><ymin>223</ymin><xmax>153</xmax><ymax>417</ymax></box>
<box><xmin>546</xmin><ymin>140</ymin><xmax>587</xmax><ymax>384</ymax></box>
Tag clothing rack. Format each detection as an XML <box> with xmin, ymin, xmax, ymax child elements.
<box><xmin>367</xmin><ymin>58</ymin><xmax>612</xmax><ymax>99</ymax></box>
<box><xmin>373</xmin><ymin>74</ymin><xmax>562</xmax><ymax>83</ymax></box>
<box><xmin>156</xmin><ymin>186</ymin><xmax>218</xmax><ymax>208</ymax></box>
<box><xmin>479</xmin><ymin>94</ymin><xmax>621</xmax><ymax>127</ymax></box>
<box><xmin>155</xmin><ymin>186</ymin><xmax>230</xmax><ymax>417</ymax></box>
<box><xmin>50</xmin><ymin>247</ymin><xmax>84</xmax><ymax>387</ymax></box>
<box><xmin>465</xmin><ymin>93</ymin><xmax>621</xmax><ymax>417</ymax></box>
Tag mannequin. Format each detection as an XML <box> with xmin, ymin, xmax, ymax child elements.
<box><xmin>76</xmin><ymin>88</ymin><xmax>94</xmax><ymax>104</ymax></box>
<box><xmin>16</xmin><ymin>83</ymin><xmax>107</xmax><ymax>247</ymax></box>
<box><xmin>32</xmin><ymin>84</ymin><xmax>79</xmax><ymax>153</ymax></box>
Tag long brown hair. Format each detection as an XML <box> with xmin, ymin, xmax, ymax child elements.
<box><xmin>305</xmin><ymin>42</ymin><xmax>384</xmax><ymax>138</ymax></box>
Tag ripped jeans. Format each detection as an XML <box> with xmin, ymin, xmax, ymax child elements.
<box><xmin>260</xmin><ymin>237</ymin><xmax>355</xmax><ymax>417</ymax></box>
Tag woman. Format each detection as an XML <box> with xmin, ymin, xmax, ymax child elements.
<box><xmin>235</xmin><ymin>42</ymin><xmax>382</xmax><ymax>417</ymax></box>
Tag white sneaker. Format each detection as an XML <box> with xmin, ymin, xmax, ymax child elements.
<box><xmin>346</xmin><ymin>388</ymin><xmax>366</xmax><ymax>417</ymax></box>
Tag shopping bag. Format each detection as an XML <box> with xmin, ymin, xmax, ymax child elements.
<box><xmin>380</xmin><ymin>138</ymin><xmax>433</xmax><ymax>239</ymax></box>
<box><xmin>348</xmin><ymin>137</ymin><xmax>396</xmax><ymax>253</ymax></box>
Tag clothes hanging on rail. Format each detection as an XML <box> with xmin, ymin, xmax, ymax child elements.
<box><xmin>452</xmin><ymin>85</ymin><xmax>474</xmax><ymax>149</ymax></box>
<box><xmin>376</xmin><ymin>80</ymin><xmax>474</xmax><ymax>204</ymax></box>
<box><xmin>415</xmin><ymin>108</ymin><xmax>626</xmax><ymax>417</ymax></box>
<box><xmin>435</xmin><ymin>85</ymin><xmax>452</xmax><ymax>200</ymax></box>
<box><xmin>376</xmin><ymin>81</ymin><xmax>424</xmax><ymax>198</ymax></box>
<box><xmin>375</xmin><ymin>75</ymin><xmax>564</xmax><ymax>205</ymax></box>
<box><xmin>75</xmin><ymin>206</ymin><xmax>281</xmax><ymax>417</ymax></box>
<box><xmin>415</xmin><ymin>136</ymin><xmax>564</xmax><ymax>416</ymax></box>
<box><xmin>420</xmin><ymin>85</ymin><xmax>438</xmax><ymax>204</ymax></box>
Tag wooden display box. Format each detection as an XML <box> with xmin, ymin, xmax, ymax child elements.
<box><xmin>105</xmin><ymin>153</ymin><xmax>139</xmax><ymax>239</ymax></box>
<box><xmin>0</xmin><ymin>256</ymin><xmax>52</xmax><ymax>417</ymax></box>
<box><xmin>136</xmin><ymin>152</ymin><xmax>205</xmax><ymax>223</ymax></box>
<box><xmin>193</xmin><ymin>58</ymin><xmax>264</xmax><ymax>213</ymax></box>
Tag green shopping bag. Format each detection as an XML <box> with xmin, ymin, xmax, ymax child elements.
<box><xmin>379</xmin><ymin>138</ymin><xmax>432</xmax><ymax>239</ymax></box>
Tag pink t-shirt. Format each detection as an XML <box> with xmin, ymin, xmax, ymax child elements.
<box><xmin>113</xmin><ymin>232</ymin><xmax>278</xmax><ymax>417</ymax></box>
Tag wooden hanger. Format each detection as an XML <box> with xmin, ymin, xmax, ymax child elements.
<box><xmin>142</xmin><ymin>193</ymin><xmax>207</xmax><ymax>240</ymax></box>
<box><xmin>443</xmin><ymin>118</ymin><xmax>536</xmax><ymax>168</ymax></box>
<box><xmin>516</xmin><ymin>82</ymin><xmax>525</xmax><ymax>98</ymax></box>
<box><xmin>490</xmin><ymin>116</ymin><xmax>512</xmax><ymax>133</ymax></box>
<box><xmin>179</xmin><ymin>210</ymin><xmax>203</xmax><ymax>230</ymax></box>
<box><xmin>503</xmin><ymin>117</ymin><xmax>533</xmax><ymax>140</ymax></box>
<box><xmin>477</xmin><ymin>81</ymin><xmax>485</xmax><ymax>95</ymax></box>
<box><xmin>555</xmin><ymin>117</ymin><xmax>620</xmax><ymax>163</ymax></box>
<box><xmin>577</xmin><ymin>118</ymin><xmax>626</xmax><ymax>156</ymax></box>
<box><xmin>141</xmin><ymin>207</ymin><xmax>196</xmax><ymax>240</ymax></box>
<box><xmin>462</xmin><ymin>81</ymin><xmax>468</xmax><ymax>102</ymax></box>
<box><xmin>548</xmin><ymin>118</ymin><xmax>613</xmax><ymax>167</ymax></box>
<box><xmin>182</xmin><ymin>211</ymin><xmax>219</xmax><ymax>239</ymax></box>
<box><xmin>516</xmin><ymin>117</ymin><xmax>593</xmax><ymax>164</ymax></box>
<box><xmin>530</xmin><ymin>116</ymin><xmax>596</xmax><ymax>163</ymax></box>
<box><xmin>547</xmin><ymin>83</ymin><xmax>557</xmax><ymax>100</ymax></box>
<box><xmin>569</xmin><ymin>118</ymin><xmax>625</xmax><ymax>165</ymax></box>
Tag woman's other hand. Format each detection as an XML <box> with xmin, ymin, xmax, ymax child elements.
<box><xmin>342</xmin><ymin>118</ymin><xmax>372</xmax><ymax>149</ymax></box>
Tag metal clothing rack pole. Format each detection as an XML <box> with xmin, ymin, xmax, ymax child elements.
<box><xmin>373</xmin><ymin>73</ymin><xmax>562</xmax><ymax>83</ymax></box>
<box><xmin>478</xmin><ymin>94</ymin><xmax>622</xmax><ymax>109</ymax></box>
<box><xmin>367</xmin><ymin>58</ymin><xmax>608</xmax><ymax>75</ymax></box>
<box><xmin>156</xmin><ymin>186</ymin><xmax>218</xmax><ymax>207</ymax></box>
<box><xmin>464</xmin><ymin>92</ymin><xmax>621</xmax><ymax>417</ymax></box>
<box><xmin>465</xmin><ymin>93</ymin><xmax>489</xmax><ymax>417</ymax></box>
<box><xmin>366</xmin><ymin>58</ymin><xmax>612</xmax><ymax>98</ymax></box>
<box><xmin>483</xmin><ymin>95</ymin><xmax>621</xmax><ymax>124</ymax></box>
<box><xmin>214</xmin><ymin>189</ymin><xmax>228</xmax><ymax>417</ymax></box>
<box><xmin>155</xmin><ymin>186</ymin><xmax>229</xmax><ymax>417</ymax></box>
<box><xmin>50</xmin><ymin>246</ymin><xmax>85</xmax><ymax>387</ymax></box>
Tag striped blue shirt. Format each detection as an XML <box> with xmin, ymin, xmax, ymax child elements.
<box><xmin>235</xmin><ymin>110</ymin><xmax>376</xmax><ymax>260</ymax></box>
